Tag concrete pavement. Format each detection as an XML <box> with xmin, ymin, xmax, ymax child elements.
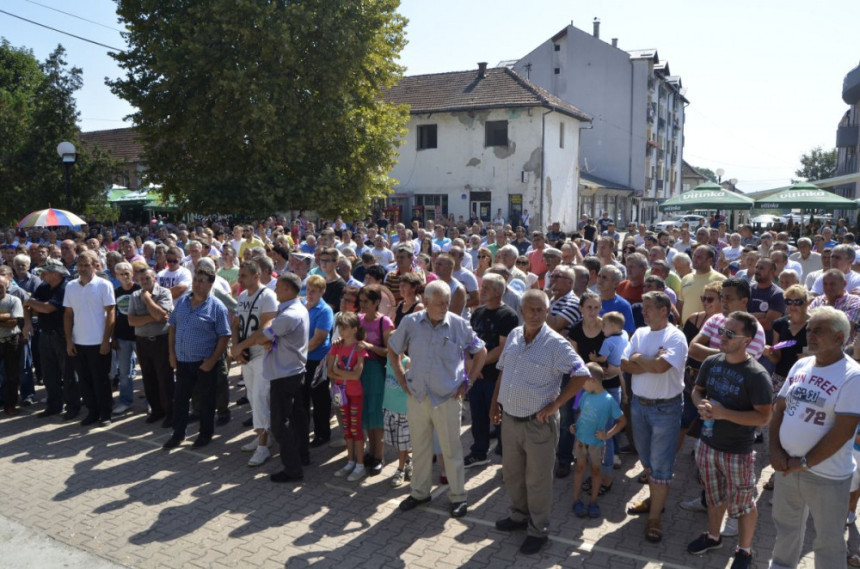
<box><xmin>0</xmin><ymin>372</ymin><xmax>841</xmax><ymax>568</ymax></box>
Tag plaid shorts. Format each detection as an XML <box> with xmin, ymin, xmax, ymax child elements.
<box><xmin>696</xmin><ymin>442</ymin><xmax>757</xmax><ymax>518</ymax></box>
<box><xmin>383</xmin><ymin>409</ymin><xmax>411</xmax><ymax>451</ymax></box>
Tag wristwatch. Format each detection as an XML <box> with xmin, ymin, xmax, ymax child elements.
<box><xmin>799</xmin><ymin>456</ymin><xmax>809</xmax><ymax>470</ymax></box>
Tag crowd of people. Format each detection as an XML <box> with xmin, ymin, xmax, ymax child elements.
<box><xmin>1</xmin><ymin>210</ymin><xmax>860</xmax><ymax>567</ymax></box>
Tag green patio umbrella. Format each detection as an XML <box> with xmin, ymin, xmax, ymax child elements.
<box><xmin>658</xmin><ymin>182</ymin><xmax>754</xmax><ymax>212</ymax></box>
<box><xmin>753</xmin><ymin>182</ymin><xmax>857</xmax><ymax>210</ymax></box>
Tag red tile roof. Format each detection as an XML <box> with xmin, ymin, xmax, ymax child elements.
<box><xmin>80</xmin><ymin>128</ymin><xmax>143</xmax><ymax>163</ymax></box>
<box><xmin>383</xmin><ymin>67</ymin><xmax>592</xmax><ymax>122</ymax></box>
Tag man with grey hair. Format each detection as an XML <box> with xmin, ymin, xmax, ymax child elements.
<box><xmin>497</xmin><ymin>245</ymin><xmax>528</xmax><ymax>288</ymax></box>
<box><xmin>464</xmin><ymin>273</ymin><xmax>518</xmax><ymax>469</ymax></box>
<box><xmin>389</xmin><ymin>279</ymin><xmax>487</xmax><ymax>518</ymax></box>
<box><xmin>597</xmin><ymin>265</ymin><xmax>636</xmax><ymax>336</ymax></box>
<box><xmin>769</xmin><ymin>306</ymin><xmax>860</xmax><ymax>569</ymax></box>
<box><xmin>809</xmin><ymin>269</ymin><xmax>860</xmax><ymax>334</ymax></box>
<box><xmin>790</xmin><ymin>237</ymin><xmax>822</xmax><ymax>279</ymax></box>
<box><xmin>673</xmin><ymin>252</ymin><xmax>692</xmax><ymax>279</ymax></box>
<box><xmin>572</xmin><ymin>265</ymin><xmax>590</xmax><ymax>298</ymax></box>
<box><xmin>491</xmin><ymin>289</ymin><xmax>591</xmax><ymax>554</ymax></box>
<box><xmin>812</xmin><ymin>244</ymin><xmax>860</xmax><ymax>296</ymax></box>
<box><xmin>547</xmin><ymin>265</ymin><xmax>581</xmax><ymax>333</ymax></box>
<box><xmin>488</xmin><ymin>265</ymin><xmax>523</xmax><ymax>324</ymax></box>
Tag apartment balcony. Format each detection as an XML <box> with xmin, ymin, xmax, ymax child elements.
<box><xmin>837</xmin><ymin>125</ymin><xmax>859</xmax><ymax>148</ymax></box>
<box><xmin>843</xmin><ymin>63</ymin><xmax>860</xmax><ymax>105</ymax></box>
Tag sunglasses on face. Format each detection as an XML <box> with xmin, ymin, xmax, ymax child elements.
<box><xmin>478</xmin><ymin>255</ymin><xmax>490</xmax><ymax>259</ymax></box>
<box><xmin>515</xmin><ymin>261</ymin><xmax>529</xmax><ymax>266</ymax></box>
<box><xmin>784</xmin><ymin>298</ymin><xmax>806</xmax><ymax>306</ymax></box>
<box><xmin>700</xmin><ymin>296</ymin><xmax>717</xmax><ymax>303</ymax></box>
<box><xmin>717</xmin><ymin>327</ymin><xmax>747</xmax><ymax>340</ymax></box>
<box><xmin>166</xmin><ymin>259</ymin><xmax>179</xmax><ymax>264</ymax></box>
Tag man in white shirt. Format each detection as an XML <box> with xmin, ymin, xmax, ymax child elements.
<box><xmin>621</xmin><ymin>292</ymin><xmax>688</xmax><ymax>543</ymax></box>
<box><xmin>769</xmin><ymin>307</ymin><xmax>860</xmax><ymax>569</ymax></box>
<box><xmin>790</xmin><ymin>237</ymin><xmax>822</xmax><ymax>279</ymax></box>
<box><xmin>157</xmin><ymin>246</ymin><xmax>193</xmax><ymax>300</ymax></box>
<box><xmin>812</xmin><ymin>244</ymin><xmax>860</xmax><ymax>296</ymax></box>
<box><xmin>63</xmin><ymin>251</ymin><xmax>116</xmax><ymax>427</ymax></box>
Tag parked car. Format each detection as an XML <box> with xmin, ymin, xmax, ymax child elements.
<box><xmin>652</xmin><ymin>215</ymin><xmax>707</xmax><ymax>232</ymax></box>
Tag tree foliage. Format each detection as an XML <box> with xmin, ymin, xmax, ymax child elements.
<box><xmin>0</xmin><ymin>40</ymin><xmax>116</xmax><ymax>225</ymax></box>
<box><xmin>692</xmin><ymin>166</ymin><xmax>718</xmax><ymax>183</ymax></box>
<box><xmin>793</xmin><ymin>146</ymin><xmax>837</xmax><ymax>183</ymax></box>
<box><xmin>109</xmin><ymin>0</ymin><xmax>410</xmax><ymax>218</ymax></box>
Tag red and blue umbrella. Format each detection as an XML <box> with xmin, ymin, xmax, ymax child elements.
<box><xmin>17</xmin><ymin>208</ymin><xmax>86</xmax><ymax>228</ymax></box>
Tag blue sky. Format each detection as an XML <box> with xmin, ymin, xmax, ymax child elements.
<box><xmin>1</xmin><ymin>0</ymin><xmax>858</xmax><ymax>192</ymax></box>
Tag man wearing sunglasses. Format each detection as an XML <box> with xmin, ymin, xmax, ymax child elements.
<box><xmin>157</xmin><ymin>246</ymin><xmax>192</xmax><ymax>300</ymax></box>
<box><xmin>686</xmin><ymin>311</ymin><xmax>773</xmax><ymax>568</ymax></box>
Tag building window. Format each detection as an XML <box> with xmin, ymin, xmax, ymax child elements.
<box><xmin>559</xmin><ymin>122</ymin><xmax>565</xmax><ymax>148</ymax></box>
<box><xmin>417</xmin><ymin>124</ymin><xmax>437</xmax><ymax>150</ymax></box>
<box><xmin>414</xmin><ymin>194</ymin><xmax>448</xmax><ymax>221</ymax></box>
<box><xmin>485</xmin><ymin>120</ymin><xmax>508</xmax><ymax>147</ymax></box>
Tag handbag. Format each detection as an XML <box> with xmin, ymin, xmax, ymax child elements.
<box><xmin>330</xmin><ymin>344</ymin><xmax>357</xmax><ymax>406</ymax></box>
<box><xmin>311</xmin><ymin>360</ymin><xmax>328</xmax><ymax>388</ymax></box>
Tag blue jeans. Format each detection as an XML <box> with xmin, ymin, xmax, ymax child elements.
<box><xmin>631</xmin><ymin>395</ymin><xmax>683</xmax><ymax>484</ymax></box>
<box><xmin>469</xmin><ymin>378</ymin><xmax>496</xmax><ymax>458</ymax></box>
<box><xmin>115</xmin><ymin>339</ymin><xmax>137</xmax><ymax>407</ymax></box>
<box><xmin>556</xmin><ymin>375</ymin><xmax>575</xmax><ymax>465</ymax></box>
<box><xmin>601</xmin><ymin>387</ymin><xmax>621</xmax><ymax>476</ymax></box>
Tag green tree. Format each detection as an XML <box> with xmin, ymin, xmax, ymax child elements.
<box><xmin>0</xmin><ymin>40</ymin><xmax>117</xmax><ymax>224</ymax></box>
<box><xmin>793</xmin><ymin>146</ymin><xmax>837</xmax><ymax>183</ymax></box>
<box><xmin>109</xmin><ymin>0</ymin><xmax>409</xmax><ymax>217</ymax></box>
<box><xmin>693</xmin><ymin>166</ymin><xmax>718</xmax><ymax>183</ymax></box>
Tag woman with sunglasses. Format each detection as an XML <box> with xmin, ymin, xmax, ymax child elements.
<box><xmin>679</xmin><ymin>281</ymin><xmax>723</xmax><ymax>450</ymax></box>
<box><xmin>474</xmin><ymin>247</ymin><xmax>494</xmax><ymax>286</ymax></box>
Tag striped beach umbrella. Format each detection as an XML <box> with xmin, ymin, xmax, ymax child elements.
<box><xmin>16</xmin><ymin>208</ymin><xmax>86</xmax><ymax>228</ymax></box>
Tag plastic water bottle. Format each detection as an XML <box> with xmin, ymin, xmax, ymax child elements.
<box><xmin>702</xmin><ymin>419</ymin><xmax>715</xmax><ymax>438</ymax></box>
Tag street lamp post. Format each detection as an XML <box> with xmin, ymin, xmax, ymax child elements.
<box><xmin>56</xmin><ymin>141</ymin><xmax>76</xmax><ymax>210</ymax></box>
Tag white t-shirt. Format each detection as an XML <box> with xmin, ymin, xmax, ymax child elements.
<box><xmin>778</xmin><ymin>356</ymin><xmax>860</xmax><ymax>479</ymax></box>
<box><xmin>812</xmin><ymin>269</ymin><xmax>860</xmax><ymax>295</ymax></box>
<box><xmin>63</xmin><ymin>277</ymin><xmax>116</xmax><ymax>345</ymax></box>
<box><xmin>372</xmin><ymin>247</ymin><xmax>394</xmax><ymax>266</ymax></box>
<box><xmin>237</xmin><ymin>287</ymin><xmax>278</xmax><ymax>359</ymax></box>
<box><xmin>721</xmin><ymin>246</ymin><xmax>743</xmax><ymax>263</ymax></box>
<box><xmin>621</xmin><ymin>324</ymin><xmax>688</xmax><ymax>399</ymax></box>
<box><xmin>157</xmin><ymin>266</ymin><xmax>192</xmax><ymax>290</ymax></box>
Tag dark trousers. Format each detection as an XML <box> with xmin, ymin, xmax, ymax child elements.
<box><xmin>31</xmin><ymin>321</ymin><xmax>41</xmax><ymax>382</ymax></box>
<box><xmin>174</xmin><ymin>361</ymin><xmax>216</xmax><ymax>439</ymax></box>
<box><xmin>302</xmin><ymin>359</ymin><xmax>331</xmax><ymax>441</ymax></box>
<box><xmin>556</xmin><ymin>374</ymin><xmax>575</xmax><ymax>465</ymax></box>
<box><xmin>73</xmin><ymin>344</ymin><xmax>112</xmax><ymax>421</ymax></box>
<box><xmin>136</xmin><ymin>335</ymin><xmax>174</xmax><ymax>419</ymax></box>
<box><xmin>39</xmin><ymin>331</ymin><xmax>78</xmax><ymax>413</ymax></box>
<box><xmin>469</xmin><ymin>378</ymin><xmax>497</xmax><ymax>458</ymax></box>
<box><xmin>0</xmin><ymin>339</ymin><xmax>21</xmax><ymax>408</ymax></box>
<box><xmin>192</xmin><ymin>356</ymin><xmax>229</xmax><ymax>416</ymax></box>
<box><xmin>271</xmin><ymin>373</ymin><xmax>309</xmax><ymax>476</ymax></box>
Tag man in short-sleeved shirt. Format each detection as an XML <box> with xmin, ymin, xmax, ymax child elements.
<box><xmin>621</xmin><ymin>292</ymin><xmax>688</xmax><ymax>536</ymax></box>
<box><xmin>492</xmin><ymin>290</ymin><xmax>591</xmax><ymax>553</ymax></box>
<box><xmin>63</xmin><ymin>252</ymin><xmax>116</xmax><ymax>426</ymax></box>
<box><xmin>769</xmin><ymin>308</ymin><xmax>860</xmax><ymax>569</ymax></box>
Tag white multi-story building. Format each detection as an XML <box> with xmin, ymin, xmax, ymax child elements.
<box><xmin>512</xmin><ymin>19</ymin><xmax>687</xmax><ymax>225</ymax></box>
<box><xmin>382</xmin><ymin>64</ymin><xmax>591</xmax><ymax>231</ymax></box>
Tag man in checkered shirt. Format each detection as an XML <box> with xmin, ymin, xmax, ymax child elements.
<box><xmin>491</xmin><ymin>290</ymin><xmax>591</xmax><ymax>555</ymax></box>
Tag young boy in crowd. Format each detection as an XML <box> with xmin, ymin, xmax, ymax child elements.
<box><xmin>383</xmin><ymin>356</ymin><xmax>412</xmax><ymax>488</ymax></box>
<box><xmin>570</xmin><ymin>364</ymin><xmax>626</xmax><ymax>519</ymax></box>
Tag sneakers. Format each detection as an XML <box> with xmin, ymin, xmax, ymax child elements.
<box><xmin>334</xmin><ymin>462</ymin><xmax>356</xmax><ymax>478</ymax></box>
<box><xmin>390</xmin><ymin>469</ymin><xmax>406</xmax><ymax>488</ymax></box>
<box><xmin>347</xmin><ymin>465</ymin><xmax>366</xmax><ymax>482</ymax></box>
<box><xmin>730</xmin><ymin>549</ymin><xmax>753</xmax><ymax>569</ymax></box>
<box><xmin>687</xmin><ymin>532</ymin><xmax>722</xmax><ymax>555</ymax></box>
<box><xmin>680</xmin><ymin>496</ymin><xmax>709</xmax><ymax>513</ymax></box>
<box><xmin>112</xmin><ymin>403</ymin><xmax>131</xmax><ymax>415</ymax></box>
<box><xmin>721</xmin><ymin>517</ymin><xmax>739</xmax><ymax>537</ymax></box>
<box><xmin>248</xmin><ymin>445</ymin><xmax>270</xmax><ymax>467</ymax></box>
<box><xmin>587</xmin><ymin>502</ymin><xmax>601</xmax><ymax>518</ymax></box>
<box><xmin>573</xmin><ymin>499</ymin><xmax>587</xmax><ymax>518</ymax></box>
<box><xmin>463</xmin><ymin>454</ymin><xmax>490</xmax><ymax>469</ymax></box>
<box><xmin>613</xmin><ymin>454</ymin><xmax>622</xmax><ymax>469</ymax></box>
<box><xmin>849</xmin><ymin>510</ymin><xmax>857</xmax><ymax>526</ymax></box>
<box><xmin>241</xmin><ymin>440</ymin><xmax>259</xmax><ymax>452</ymax></box>
<box><xmin>20</xmin><ymin>396</ymin><xmax>35</xmax><ymax>407</ymax></box>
